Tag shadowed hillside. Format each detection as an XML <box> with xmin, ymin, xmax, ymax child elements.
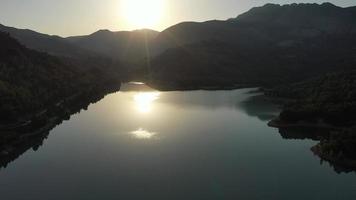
<box><xmin>267</xmin><ymin>71</ymin><xmax>356</xmax><ymax>126</ymax></box>
<box><xmin>67</xmin><ymin>29</ymin><xmax>158</xmax><ymax>62</ymax></box>
<box><xmin>0</xmin><ymin>31</ymin><xmax>121</xmax><ymax>123</ymax></box>
<box><xmin>147</xmin><ymin>3</ymin><xmax>356</xmax><ymax>89</ymax></box>
<box><xmin>0</xmin><ymin>24</ymin><xmax>97</xmax><ymax>58</ymax></box>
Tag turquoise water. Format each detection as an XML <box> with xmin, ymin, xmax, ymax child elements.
<box><xmin>0</xmin><ymin>83</ymin><xmax>355</xmax><ymax>200</ymax></box>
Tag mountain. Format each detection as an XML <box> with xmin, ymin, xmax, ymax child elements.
<box><xmin>147</xmin><ymin>3</ymin><xmax>356</xmax><ymax>89</ymax></box>
<box><xmin>0</xmin><ymin>31</ymin><xmax>120</xmax><ymax>123</ymax></box>
<box><xmin>66</xmin><ymin>29</ymin><xmax>159</xmax><ymax>62</ymax></box>
<box><xmin>150</xmin><ymin>20</ymin><xmax>242</xmax><ymax>55</ymax></box>
<box><xmin>153</xmin><ymin>3</ymin><xmax>356</xmax><ymax>53</ymax></box>
<box><xmin>0</xmin><ymin>24</ymin><xmax>97</xmax><ymax>58</ymax></box>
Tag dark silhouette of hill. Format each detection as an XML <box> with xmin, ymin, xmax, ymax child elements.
<box><xmin>147</xmin><ymin>3</ymin><xmax>356</xmax><ymax>89</ymax></box>
<box><xmin>0</xmin><ymin>31</ymin><xmax>121</xmax><ymax>123</ymax></box>
<box><xmin>0</xmin><ymin>24</ymin><xmax>98</xmax><ymax>58</ymax></box>
<box><xmin>153</xmin><ymin>3</ymin><xmax>356</xmax><ymax>53</ymax></box>
<box><xmin>66</xmin><ymin>29</ymin><xmax>158</xmax><ymax>62</ymax></box>
<box><xmin>267</xmin><ymin>70</ymin><xmax>356</xmax><ymax>125</ymax></box>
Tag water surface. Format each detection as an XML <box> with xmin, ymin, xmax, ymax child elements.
<box><xmin>0</xmin><ymin>83</ymin><xmax>355</xmax><ymax>200</ymax></box>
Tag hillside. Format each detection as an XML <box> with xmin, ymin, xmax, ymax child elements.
<box><xmin>0</xmin><ymin>24</ymin><xmax>97</xmax><ymax>58</ymax></box>
<box><xmin>0</xmin><ymin>31</ymin><xmax>121</xmax><ymax>123</ymax></box>
<box><xmin>67</xmin><ymin>29</ymin><xmax>158</xmax><ymax>62</ymax></box>
<box><xmin>147</xmin><ymin>3</ymin><xmax>356</xmax><ymax>89</ymax></box>
<box><xmin>153</xmin><ymin>3</ymin><xmax>356</xmax><ymax>53</ymax></box>
<box><xmin>266</xmin><ymin>70</ymin><xmax>356</xmax><ymax>171</ymax></box>
<box><xmin>267</xmin><ymin>71</ymin><xmax>356</xmax><ymax>125</ymax></box>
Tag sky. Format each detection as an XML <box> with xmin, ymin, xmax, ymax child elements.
<box><xmin>0</xmin><ymin>0</ymin><xmax>355</xmax><ymax>37</ymax></box>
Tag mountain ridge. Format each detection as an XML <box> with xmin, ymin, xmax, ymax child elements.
<box><xmin>147</xmin><ymin>2</ymin><xmax>356</xmax><ymax>89</ymax></box>
<box><xmin>0</xmin><ymin>23</ymin><xmax>97</xmax><ymax>58</ymax></box>
<box><xmin>66</xmin><ymin>29</ymin><xmax>159</xmax><ymax>62</ymax></box>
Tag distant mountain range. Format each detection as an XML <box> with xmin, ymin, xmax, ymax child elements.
<box><xmin>67</xmin><ymin>29</ymin><xmax>158</xmax><ymax>62</ymax></box>
<box><xmin>1</xmin><ymin>3</ymin><xmax>356</xmax><ymax>89</ymax></box>
<box><xmin>151</xmin><ymin>3</ymin><xmax>356</xmax><ymax>53</ymax></box>
<box><xmin>0</xmin><ymin>24</ymin><xmax>96</xmax><ymax>58</ymax></box>
<box><xmin>148</xmin><ymin>3</ymin><xmax>356</xmax><ymax>89</ymax></box>
<box><xmin>0</xmin><ymin>24</ymin><xmax>158</xmax><ymax>63</ymax></box>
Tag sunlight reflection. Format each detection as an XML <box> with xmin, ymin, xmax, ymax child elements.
<box><xmin>129</xmin><ymin>128</ymin><xmax>157</xmax><ymax>139</ymax></box>
<box><xmin>133</xmin><ymin>92</ymin><xmax>160</xmax><ymax>113</ymax></box>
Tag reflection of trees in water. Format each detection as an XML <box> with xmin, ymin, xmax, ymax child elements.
<box><xmin>237</xmin><ymin>94</ymin><xmax>281</xmax><ymax>121</ymax></box>
<box><xmin>158</xmin><ymin>89</ymin><xmax>281</xmax><ymax>122</ymax></box>
<box><xmin>278</xmin><ymin>127</ymin><xmax>327</xmax><ymax>141</ymax></box>
<box><xmin>0</xmin><ymin>90</ymin><xmax>113</xmax><ymax>170</ymax></box>
<box><xmin>276</xmin><ymin>127</ymin><xmax>356</xmax><ymax>174</ymax></box>
<box><xmin>0</xmin><ymin>87</ymin><xmax>278</xmax><ymax>170</ymax></box>
<box><xmin>158</xmin><ymin>89</ymin><xmax>250</xmax><ymax>110</ymax></box>
<box><xmin>0</xmin><ymin>129</ymin><xmax>49</xmax><ymax>169</ymax></box>
<box><xmin>121</xmin><ymin>84</ymin><xmax>280</xmax><ymax>121</ymax></box>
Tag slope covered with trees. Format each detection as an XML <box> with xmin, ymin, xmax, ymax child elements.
<box><xmin>267</xmin><ymin>71</ymin><xmax>356</xmax><ymax>172</ymax></box>
<box><xmin>0</xmin><ymin>31</ymin><xmax>121</xmax><ymax>123</ymax></box>
<box><xmin>267</xmin><ymin>71</ymin><xmax>356</xmax><ymax>125</ymax></box>
<box><xmin>147</xmin><ymin>3</ymin><xmax>356</xmax><ymax>89</ymax></box>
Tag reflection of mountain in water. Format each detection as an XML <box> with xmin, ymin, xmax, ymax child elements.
<box><xmin>0</xmin><ymin>127</ymin><xmax>50</xmax><ymax>169</ymax></box>
<box><xmin>123</xmin><ymin>83</ymin><xmax>280</xmax><ymax>121</ymax></box>
<box><xmin>274</xmin><ymin>126</ymin><xmax>356</xmax><ymax>174</ymax></box>
<box><xmin>120</xmin><ymin>82</ymin><xmax>155</xmax><ymax>92</ymax></box>
<box><xmin>0</xmin><ymin>84</ymin><xmax>281</xmax><ymax>170</ymax></box>
<box><xmin>0</xmin><ymin>89</ymin><xmax>117</xmax><ymax>170</ymax></box>
<box><xmin>238</xmin><ymin>94</ymin><xmax>280</xmax><ymax>121</ymax></box>
<box><xmin>159</xmin><ymin>89</ymin><xmax>280</xmax><ymax>121</ymax></box>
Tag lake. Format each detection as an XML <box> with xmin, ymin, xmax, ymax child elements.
<box><xmin>0</xmin><ymin>83</ymin><xmax>355</xmax><ymax>200</ymax></box>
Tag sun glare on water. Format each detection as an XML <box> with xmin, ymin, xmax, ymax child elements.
<box><xmin>120</xmin><ymin>0</ymin><xmax>165</xmax><ymax>29</ymax></box>
<box><xmin>130</xmin><ymin>128</ymin><xmax>157</xmax><ymax>139</ymax></box>
<box><xmin>134</xmin><ymin>92</ymin><xmax>160</xmax><ymax>113</ymax></box>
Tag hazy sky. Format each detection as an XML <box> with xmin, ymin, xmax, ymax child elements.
<box><xmin>0</xmin><ymin>0</ymin><xmax>355</xmax><ymax>37</ymax></box>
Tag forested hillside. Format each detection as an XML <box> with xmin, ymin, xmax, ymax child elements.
<box><xmin>267</xmin><ymin>71</ymin><xmax>356</xmax><ymax>171</ymax></box>
<box><xmin>0</xmin><ymin>32</ymin><xmax>121</xmax><ymax>123</ymax></box>
<box><xmin>147</xmin><ymin>3</ymin><xmax>356</xmax><ymax>89</ymax></box>
<box><xmin>267</xmin><ymin>71</ymin><xmax>356</xmax><ymax>125</ymax></box>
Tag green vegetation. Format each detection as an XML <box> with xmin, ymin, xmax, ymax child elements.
<box><xmin>267</xmin><ymin>71</ymin><xmax>356</xmax><ymax>172</ymax></box>
<box><xmin>267</xmin><ymin>71</ymin><xmax>356</xmax><ymax>125</ymax></box>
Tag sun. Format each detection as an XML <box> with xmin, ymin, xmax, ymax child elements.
<box><xmin>120</xmin><ymin>0</ymin><xmax>165</xmax><ymax>29</ymax></box>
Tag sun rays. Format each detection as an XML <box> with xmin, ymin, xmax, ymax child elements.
<box><xmin>120</xmin><ymin>0</ymin><xmax>165</xmax><ymax>29</ymax></box>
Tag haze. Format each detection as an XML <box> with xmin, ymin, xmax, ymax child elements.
<box><xmin>0</xmin><ymin>0</ymin><xmax>355</xmax><ymax>36</ymax></box>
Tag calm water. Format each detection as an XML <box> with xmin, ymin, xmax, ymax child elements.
<box><xmin>0</xmin><ymin>83</ymin><xmax>355</xmax><ymax>200</ymax></box>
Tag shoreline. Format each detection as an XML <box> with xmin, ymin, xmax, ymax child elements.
<box><xmin>267</xmin><ymin>118</ymin><xmax>342</xmax><ymax>130</ymax></box>
<box><xmin>269</xmin><ymin>118</ymin><xmax>356</xmax><ymax>172</ymax></box>
<box><xmin>311</xmin><ymin>145</ymin><xmax>356</xmax><ymax>173</ymax></box>
<box><xmin>146</xmin><ymin>82</ymin><xmax>260</xmax><ymax>91</ymax></box>
<box><xmin>0</xmin><ymin>81</ymin><xmax>121</xmax><ymax>167</ymax></box>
